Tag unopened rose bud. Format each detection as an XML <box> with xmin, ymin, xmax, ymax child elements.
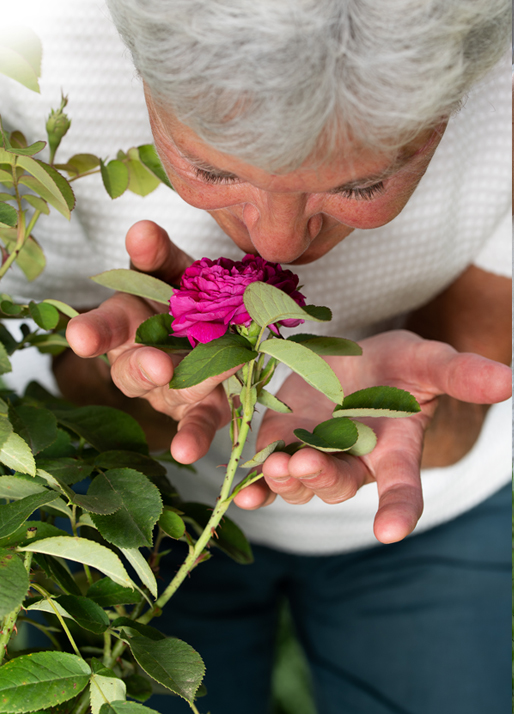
<box><xmin>46</xmin><ymin>94</ymin><xmax>71</xmax><ymax>163</ymax></box>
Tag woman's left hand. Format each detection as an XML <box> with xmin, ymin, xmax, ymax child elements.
<box><xmin>233</xmin><ymin>330</ymin><xmax>511</xmax><ymax>544</ymax></box>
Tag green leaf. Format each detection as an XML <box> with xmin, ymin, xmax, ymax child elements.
<box><xmin>16</xmin><ymin>156</ymin><xmax>74</xmax><ymax>217</ymax></box>
<box><xmin>127</xmin><ymin>636</ymin><xmax>205</xmax><ymax>703</ymax></box>
<box><xmin>36</xmin><ymin>458</ymin><xmax>93</xmax><ymax>485</ymax></box>
<box><xmin>138</xmin><ymin>144</ymin><xmax>173</xmax><ymax>189</ymax></box>
<box><xmin>8</xmin><ymin>131</ymin><xmax>27</xmax><ymax>149</ymax></box>
<box><xmin>256</xmin><ymin>389</ymin><xmax>292</xmax><ymax>413</ymax></box>
<box><xmin>22</xmin><ymin>193</ymin><xmax>49</xmax><ymax>214</ymax></box>
<box><xmin>57</xmin><ymin>594</ymin><xmax>110</xmax><ymax>634</ymax></box>
<box><xmin>37</xmin><ymin>429</ymin><xmax>76</xmax><ymax>459</ymax></box>
<box><xmin>10</xmin><ymin>405</ymin><xmax>58</xmax><ymax>454</ymax></box>
<box><xmin>158</xmin><ymin>509</ymin><xmax>186</xmax><ymax>540</ymax></box>
<box><xmin>348</xmin><ymin>420</ymin><xmax>377</xmax><ymax>457</ymax></box>
<box><xmin>243</xmin><ymin>282</ymin><xmax>331</xmax><ymax>328</ymax></box>
<box><xmin>302</xmin><ymin>305</ymin><xmax>332</xmax><ymax>321</ymax></box>
<box><xmin>333</xmin><ymin>386</ymin><xmax>421</xmax><ymax>418</ymax></box>
<box><xmin>119</xmin><ymin>547</ymin><xmax>158</xmax><ymax>598</ymax></box>
<box><xmin>87</xmin><ymin>578</ymin><xmax>142</xmax><ymax>608</ymax></box>
<box><xmin>100</xmin><ymin>701</ymin><xmax>161</xmax><ymax>714</ymax></box>
<box><xmin>18</xmin><ymin>175</ymin><xmax>70</xmax><ymax>218</ymax></box>
<box><xmin>41</xmin><ymin>299</ymin><xmax>79</xmax><ymax>319</ymax></box>
<box><xmin>6</xmin><ymin>141</ymin><xmax>46</xmax><ymax>157</ymax></box>
<box><xmin>135</xmin><ymin>313</ymin><xmax>191</xmax><ymax>353</ymax></box>
<box><xmin>0</xmin><ymin>343</ymin><xmax>12</xmax><ymax>375</ymax></box>
<box><xmin>94</xmin><ymin>451</ymin><xmax>166</xmax><ymax>480</ymax></box>
<box><xmin>91</xmin><ymin>675</ymin><xmax>126</xmax><ymax>714</ymax></box>
<box><xmin>89</xmin><ymin>469</ymin><xmax>163</xmax><ymax>549</ymax></box>
<box><xmin>32</xmin><ymin>552</ymin><xmax>82</xmax><ymax>596</ymax></box>
<box><xmin>0</xmin><ymin>521</ymin><xmax>69</xmax><ymax>550</ymax></box>
<box><xmin>62</xmin><ymin>153</ymin><xmax>100</xmax><ymax>175</ymax></box>
<box><xmin>29</xmin><ymin>301</ymin><xmax>59</xmax><ymax>330</ymax></box>
<box><xmin>0</xmin><ymin>652</ymin><xmax>90</xmax><ymax>712</ymax></box>
<box><xmin>101</xmin><ymin>159</ymin><xmax>129</xmax><ymax>199</ymax></box>
<box><xmin>294</xmin><ymin>417</ymin><xmax>359</xmax><ymax>453</ymax></box>
<box><xmin>123</xmin><ymin>675</ymin><xmax>153</xmax><ymax>703</ymax></box>
<box><xmin>37</xmin><ymin>471</ymin><xmax>123</xmax><ymax>515</ymax></box>
<box><xmin>0</xmin><ymin>323</ymin><xmax>18</xmax><ymax>355</ymax></box>
<box><xmin>0</xmin><ymin>491</ymin><xmax>59</xmax><ymax>539</ymax></box>
<box><xmin>91</xmin><ymin>269</ymin><xmax>173</xmax><ymax>306</ymax></box>
<box><xmin>0</xmin><ymin>28</ymin><xmax>41</xmax><ymax>92</ymax></box>
<box><xmin>170</xmin><ymin>333</ymin><xmax>257</xmax><ymax>389</ymax></box>
<box><xmin>259</xmin><ymin>339</ymin><xmax>344</xmax><ymax>404</ymax></box>
<box><xmin>0</xmin><ymin>202</ymin><xmax>17</xmax><ymax>227</ymax></box>
<box><xmin>287</xmin><ymin>333</ymin><xmax>362</xmax><ymax>356</ymax></box>
<box><xmin>25</xmin><ymin>331</ymin><xmax>68</xmax><ymax>354</ymax></box>
<box><xmin>0</xmin><ymin>549</ymin><xmax>28</xmax><ymax>617</ymax></box>
<box><xmin>52</xmin><ymin>406</ymin><xmax>149</xmax><ymax>455</ymax></box>
<box><xmin>181</xmin><ymin>502</ymin><xmax>253</xmax><ymax>565</ymax></box>
<box><xmin>0</xmin><ymin>192</ymin><xmax>14</xmax><ymax>201</ymax></box>
<box><xmin>241</xmin><ymin>439</ymin><xmax>285</xmax><ymax>468</ymax></box>
<box><xmin>0</xmin><ymin>474</ymin><xmax>46</xmax><ymax>499</ymax></box>
<box><xmin>111</xmin><ymin>618</ymin><xmax>165</xmax><ymax>642</ymax></box>
<box><xmin>127</xmin><ymin>158</ymin><xmax>161</xmax><ymax>197</ymax></box>
<box><xmin>0</xmin><ymin>233</ymin><xmax>46</xmax><ymax>281</ymax></box>
<box><xmin>19</xmin><ymin>536</ymin><xmax>137</xmax><ymax>590</ymax></box>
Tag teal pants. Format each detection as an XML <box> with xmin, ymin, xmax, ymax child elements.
<box><xmin>151</xmin><ymin>485</ymin><xmax>511</xmax><ymax>714</ymax></box>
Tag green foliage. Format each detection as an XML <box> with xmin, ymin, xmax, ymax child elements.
<box><xmin>52</xmin><ymin>406</ymin><xmax>149</xmax><ymax>454</ymax></box>
<box><xmin>91</xmin><ymin>269</ymin><xmax>173</xmax><ymax>305</ymax></box>
<box><xmin>135</xmin><ymin>313</ymin><xmax>191</xmax><ymax>353</ymax></box>
<box><xmin>244</xmin><ymin>281</ymin><xmax>331</xmax><ymax>328</ymax></box>
<box><xmin>256</xmin><ymin>389</ymin><xmax>292</xmax><ymax>413</ymax></box>
<box><xmin>0</xmin><ymin>549</ymin><xmax>28</xmax><ymax>617</ymax></box>
<box><xmin>127</xmin><ymin>635</ymin><xmax>205</xmax><ymax>703</ymax></box>
<box><xmin>259</xmin><ymin>338</ymin><xmax>344</xmax><ymax>404</ymax></box>
<box><xmin>287</xmin><ymin>333</ymin><xmax>362</xmax><ymax>356</ymax></box>
<box><xmin>159</xmin><ymin>508</ymin><xmax>186</xmax><ymax>540</ymax></box>
<box><xmin>242</xmin><ymin>439</ymin><xmax>286</xmax><ymax>468</ymax></box>
<box><xmin>101</xmin><ymin>159</ymin><xmax>129</xmax><ymax>199</ymax></box>
<box><xmin>138</xmin><ymin>144</ymin><xmax>174</xmax><ymax>189</ymax></box>
<box><xmin>333</xmin><ymin>385</ymin><xmax>421</xmax><ymax>418</ymax></box>
<box><xmin>294</xmin><ymin>417</ymin><xmax>359</xmax><ymax>453</ymax></box>
<box><xmin>0</xmin><ymin>491</ymin><xmax>59</xmax><ymax>538</ymax></box>
<box><xmin>181</xmin><ymin>502</ymin><xmax>254</xmax><ymax>564</ymax></box>
<box><xmin>0</xmin><ymin>653</ymin><xmax>90</xmax><ymax>711</ymax></box>
<box><xmin>170</xmin><ymin>333</ymin><xmax>258</xmax><ymax>389</ymax></box>
<box><xmin>0</xmin><ymin>26</ymin><xmax>42</xmax><ymax>92</ymax></box>
<box><xmin>87</xmin><ymin>578</ymin><xmax>142</xmax><ymax>608</ymax></box>
<box><xmin>88</xmin><ymin>468</ymin><xmax>163</xmax><ymax>549</ymax></box>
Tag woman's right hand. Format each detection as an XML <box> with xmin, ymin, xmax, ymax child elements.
<box><xmin>66</xmin><ymin>220</ymin><xmax>235</xmax><ymax>462</ymax></box>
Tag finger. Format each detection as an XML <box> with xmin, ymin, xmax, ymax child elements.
<box><xmin>171</xmin><ymin>385</ymin><xmax>232</xmax><ymax>463</ymax></box>
<box><xmin>233</xmin><ymin>478</ymin><xmax>277</xmax><ymax>510</ymax></box>
<box><xmin>261</xmin><ymin>452</ymin><xmax>315</xmax><ymax>505</ymax></box>
<box><xmin>404</xmin><ymin>339</ymin><xmax>512</xmax><ymax>405</ymax></box>
<box><xmin>66</xmin><ymin>292</ymin><xmax>153</xmax><ymax>358</ymax></box>
<box><xmin>109</xmin><ymin>345</ymin><xmax>174</xmax><ymax>398</ymax></box>
<box><xmin>368</xmin><ymin>419</ymin><xmax>425</xmax><ymax>544</ymax></box>
<box><xmin>126</xmin><ymin>220</ymin><xmax>193</xmax><ymax>283</ymax></box>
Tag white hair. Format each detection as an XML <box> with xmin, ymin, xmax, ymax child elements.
<box><xmin>106</xmin><ymin>0</ymin><xmax>510</xmax><ymax>172</ymax></box>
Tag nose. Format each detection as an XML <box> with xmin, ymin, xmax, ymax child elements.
<box><xmin>242</xmin><ymin>192</ymin><xmax>322</xmax><ymax>263</ymax></box>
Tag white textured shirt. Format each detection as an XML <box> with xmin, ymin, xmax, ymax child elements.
<box><xmin>1</xmin><ymin>1</ymin><xmax>511</xmax><ymax>553</ymax></box>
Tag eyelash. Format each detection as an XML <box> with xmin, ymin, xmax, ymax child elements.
<box><xmin>194</xmin><ymin>167</ymin><xmax>240</xmax><ymax>184</ymax></box>
<box><xmin>333</xmin><ymin>182</ymin><xmax>385</xmax><ymax>201</ymax></box>
<box><xmin>194</xmin><ymin>167</ymin><xmax>385</xmax><ymax>201</ymax></box>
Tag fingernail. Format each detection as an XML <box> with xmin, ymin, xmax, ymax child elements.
<box><xmin>299</xmin><ymin>471</ymin><xmax>321</xmax><ymax>481</ymax></box>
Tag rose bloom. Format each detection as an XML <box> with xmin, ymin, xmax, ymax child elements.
<box><xmin>169</xmin><ymin>254</ymin><xmax>306</xmax><ymax>346</ymax></box>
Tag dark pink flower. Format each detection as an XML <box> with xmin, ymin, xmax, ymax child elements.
<box><xmin>169</xmin><ymin>254</ymin><xmax>306</xmax><ymax>346</ymax></box>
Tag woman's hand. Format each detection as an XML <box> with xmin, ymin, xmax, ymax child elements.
<box><xmin>66</xmin><ymin>221</ymin><xmax>236</xmax><ymax>462</ymax></box>
<box><xmin>233</xmin><ymin>330</ymin><xmax>512</xmax><ymax>544</ymax></box>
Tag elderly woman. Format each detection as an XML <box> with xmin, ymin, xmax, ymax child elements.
<box><xmin>1</xmin><ymin>1</ymin><xmax>511</xmax><ymax>712</ymax></box>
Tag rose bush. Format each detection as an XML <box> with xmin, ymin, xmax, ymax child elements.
<box><xmin>169</xmin><ymin>254</ymin><xmax>306</xmax><ymax>345</ymax></box>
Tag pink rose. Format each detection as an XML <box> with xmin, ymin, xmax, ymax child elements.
<box><xmin>169</xmin><ymin>254</ymin><xmax>306</xmax><ymax>346</ymax></box>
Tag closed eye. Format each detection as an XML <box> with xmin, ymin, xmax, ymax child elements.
<box><xmin>194</xmin><ymin>167</ymin><xmax>241</xmax><ymax>185</ymax></box>
<box><xmin>329</xmin><ymin>181</ymin><xmax>385</xmax><ymax>201</ymax></box>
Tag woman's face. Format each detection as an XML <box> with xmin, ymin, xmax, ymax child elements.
<box><xmin>145</xmin><ymin>90</ymin><xmax>445</xmax><ymax>265</ymax></box>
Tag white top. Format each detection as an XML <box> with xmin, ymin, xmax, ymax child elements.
<box><xmin>1</xmin><ymin>1</ymin><xmax>511</xmax><ymax>554</ymax></box>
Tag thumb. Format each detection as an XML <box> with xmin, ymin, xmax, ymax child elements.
<box><xmin>126</xmin><ymin>220</ymin><xmax>194</xmax><ymax>285</ymax></box>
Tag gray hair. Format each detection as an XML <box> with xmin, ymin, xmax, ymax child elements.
<box><xmin>106</xmin><ymin>0</ymin><xmax>510</xmax><ymax>172</ymax></box>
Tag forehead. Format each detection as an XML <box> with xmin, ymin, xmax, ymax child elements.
<box><xmin>149</xmin><ymin>92</ymin><xmax>428</xmax><ymax>193</ymax></box>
